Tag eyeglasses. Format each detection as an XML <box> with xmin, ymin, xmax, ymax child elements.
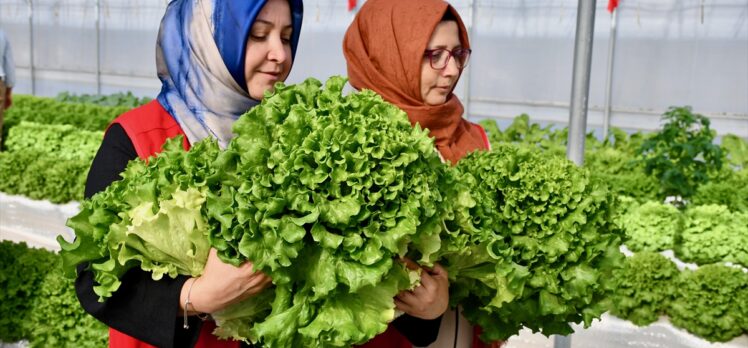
<box><xmin>423</xmin><ymin>48</ymin><xmax>472</xmax><ymax>70</ymax></box>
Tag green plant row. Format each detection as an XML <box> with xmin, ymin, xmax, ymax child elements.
<box><xmin>0</xmin><ymin>240</ymin><xmax>107</xmax><ymax>347</ymax></box>
<box><xmin>6</xmin><ymin>122</ymin><xmax>102</xmax><ymax>161</ymax></box>
<box><xmin>609</xmin><ymin>252</ymin><xmax>748</xmax><ymax>343</ymax></box>
<box><xmin>4</xmin><ymin>95</ymin><xmax>128</xmax><ymax>134</ymax></box>
<box><xmin>0</xmin><ymin>121</ymin><xmax>100</xmax><ymax>203</ymax></box>
<box><xmin>479</xmin><ymin>108</ymin><xmax>748</xmax><ymax>203</ymax></box>
<box><xmin>0</xmin><ymin>149</ymin><xmax>89</xmax><ymax>203</ymax></box>
<box><xmin>618</xmin><ymin>200</ymin><xmax>748</xmax><ymax>268</ymax></box>
<box><xmin>690</xmin><ymin>168</ymin><xmax>748</xmax><ymax>212</ymax></box>
<box><xmin>55</xmin><ymin>91</ymin><xmax>152</xmax><ymax>108</ymax></box>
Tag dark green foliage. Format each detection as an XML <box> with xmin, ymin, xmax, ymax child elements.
<box><xmin>0</xmin><ymin>122</ymin><xmax>99</xmax><ymax>203</ymax></box>
<box><xmin>0</xmin><ymin>150</ymin><xmax>89</xmax><ymax>203</ymax></box>
<box><xmin>478</xmin><ymin>117</ymin><xmax>660</xmax><ymax>201</ymax></box>
<box><xmin>4</xmin><ymin>95</ymin><xmax>128</xmax><ymax>135</ymax></box>
<box><xmin>585</xmin><ymin>147</ymin><xmax>660</xmax><ymax>202</ymax></box>
<box><xmin>0</xmin><ymin>241</ymin><xmax>55</xmax><ymax>341</ymax></box>
<box><xmin>637</xmin><ymin>106</ymin><xmax>725</xmax><ymax>199</ymax></box>
<box><xmin>619</xmin><ymin>201</ymin><xmax>681</xmax><ymax>252</ymax></box>
<box><xmin>609</xmin><ymin>252</ymin><xmax>679</xmax><ymax>326</ymax></box>
<box><xmin>28</xmin><ymin>261</ymin><xmax>108</xmax><ymax>347</ymax></box>
<box><xmin>675</xmin><ymin>205</ymin><xmax>748</xmax><ymax>268</ymax></box>
<box><xmin>0</xmin><ymin>241</ymin><xmax>107</xmax><ymax>346</ymax></box>
<box><xmin>668</xmin><ymin>264</ymin><xmax>748</xmax><ymax>342</ymax></box>
<box><xmin>691</xmin><ymin>168</ymin><xmax>748</xmax><ymax>213</ymax></box>
<box><xmin>5</xmin><ymin>122</ymin><xmax>101</xmax><ymax>161</ymax></box>
<box><xmin>721</xmin><ymin>134</ymin><xmax>748</xmax><ymax>169</ymax></box>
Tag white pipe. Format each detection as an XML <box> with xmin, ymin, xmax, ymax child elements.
<box><xmin>566</xmin><ymin>0</ymin><xmax>598</xmax><ymax>167</ymax></box>
<box><xmin>603</xmin><ymin>7</ymin><xmax>619</xmax><ymax>141</ymax></box>
<box><xmin>27</xmin><ymin>0</ymin><xmax>35</xmax><ymax>95</ymax></box>
<box><xmin>463</xmin><ymin>0</ymin><xmax>477</xmax><ymax>120</ymax></box>
<box><xmin>96</xmin><ymin>0</ymin><xmax>102</xmax><ymax>95</ymax></box>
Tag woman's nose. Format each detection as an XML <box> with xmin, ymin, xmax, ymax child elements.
<box><xmin>267</xmin><ymin>38</ymin><xmax>287</xmax><ymax>63</ymax></box>
<box><xmin>442</xmin><ymin>56</ymin><xmax>460</xmax><ymax>77</ymax></box>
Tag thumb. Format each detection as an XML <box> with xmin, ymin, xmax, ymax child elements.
<box><xmin>400</xmin><ymin>257</ymin><xmax>420</xmax><ymax>270</ymax></box>
<box><xmin>430</xmin><ymin>263</ymin><xmax>448</xmax><ymax>279</ymax></box>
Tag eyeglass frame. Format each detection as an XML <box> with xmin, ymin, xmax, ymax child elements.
<box><xmin>423</xmin><ymin>48</ymin><xmax>472</xmax><ymax>70</ymax></box>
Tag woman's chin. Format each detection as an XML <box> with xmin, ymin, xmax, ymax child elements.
<box><xmin>248</xmin><ymin>86</ymin><xmax>273</xmax><ymax>100</ymax></box>
<box><xmin>424</xmin><ymin>95</ymin><xmax>449</xmax><ymax>106</ymax></box>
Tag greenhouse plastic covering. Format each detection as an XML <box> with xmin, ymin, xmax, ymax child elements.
<box><xmin>0</xmin><ymin>0</ymin><xmax>745</xmax><ymax>136</ymax></box>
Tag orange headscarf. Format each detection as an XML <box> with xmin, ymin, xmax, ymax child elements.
<box><xmin>343</xmin><ymin>0</ymin><xmax>487</xmax><ymax>164</ymax></box>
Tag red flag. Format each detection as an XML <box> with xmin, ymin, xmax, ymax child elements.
<box><xmin>348</xmin><ymin>0</ymin><xmax>357</xmax><ymax>11</ymax></box>
<box><xmin>607</xmin><ymin>0</ymin><xmax>619</xmax><ymax>13</ymax></box>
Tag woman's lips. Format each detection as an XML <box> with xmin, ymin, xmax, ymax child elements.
<box><xmin>260</xmin><ymin>71</ymin><xmax>280</xmax><ymax>80</ymax></box>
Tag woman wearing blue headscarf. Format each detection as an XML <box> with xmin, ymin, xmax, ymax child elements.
<box><xmin>76</xmin><ymin>1</ymin><xmax>303</xmax><ymax>347</ymax></box>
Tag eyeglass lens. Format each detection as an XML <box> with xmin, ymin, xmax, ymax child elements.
<box><xmin>431</xmin><ymin>49</ymin><xmax>470</xmax><ymax>69</ymax></box>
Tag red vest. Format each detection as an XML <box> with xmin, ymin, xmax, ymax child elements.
<box><xmin>106</xmin><ymin>100</ymin><xmax>238</xmax><ymax>348</ymax></box>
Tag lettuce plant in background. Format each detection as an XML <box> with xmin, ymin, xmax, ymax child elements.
<box><xmin>585</xmin><ymin>147</ymin><xmax>660</xmax><ymax>202</ymax></box>
<box><xmin>675</xmin><ymin>204</ymin><xmax>748</xmax><ymax>268</ymax></box>
<box><xmin>5</xmin><ymin>122</ymin><xmax>102</xmax><ymax>161</ymax></box>
<box><xmin>478</xmin><ymin>117</ymin><xmax>660</xmax><ymax>202</ymax></box>
<box><xmin>691</xmin><ymin>168</ymin><xmax>748</xmax><ymax>213</ymax></box>
<box><xmin>668</xmin><ymin>264</ymin><xmax>748</xmax><ymax>342</ymax></box>
<box><xmin>721</xmin><ymin>134</ymin><xmax>748</xmax><ymax>169</ymax></box>
<box><xmin>608</xmin><ymin>252</ymin><xmax>679</xmax><ymax>326</ymax></box>
<box><xmin>619</xmin><ymin>201</ymin><xmax>681</xmax><ymax>252</ymax></box>
<box><xmin>479</xmin><ymin>114</ymin><xmax>566</xmax><ymax>156</ymax></box>
<box><xmin>0</xmin><ymin>149</ymin><xmax>90</xmax><ymax>203</ymax></box>
<box><xmin>445</xmin><ymin>145</ymin><xmax>624</xmax><ymax>342</ymax></box>
<box><xmin>28</xmin><ymin>262</ymin><xmax>108</xmax><ymax>347</ymax></box>
<box><xmin>0</xmin><ymin>241</ymin><xmax>107</xmax><ymax>347</ymax></box>
<box><xmin>0</xmin><ymin>241</ymin><xmax>55</xmax><ymax>342</ymax></box>
<box><xmin>3</xmin><ymin>95</ymin><xmax>127</xmax><ymax>135</ymax></box>
<box><xmin>0</xmin><ymin>122</ymin><xmax>101</xmax><ymax>203</ymax></box>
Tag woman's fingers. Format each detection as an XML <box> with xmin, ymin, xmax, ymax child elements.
<box><xmin>191</xmin><ymin>248</ymin><xmax>274</xmax><ymax>313</ymax></box>
<box><xmin>418</xmin><ymin>270</ymin><xmax>437</xmax><ymax>291</ymax></box>
<box><xmin>394</xmin><ymin>298</ymin><xmax>412</xmax><ymax>313</ymax></box>
<box><xmin>396</xmin><ymin>289</ymin><xmax>419</xmax><ymax>304</ymax></box>
<box><xmin>400</xmin><ymin>257</ymin><xmax>420</xmax><ymax>270</ymax></box>
<box><xmin>430</xmin><ymin>263</ymin><xmax>448</xmax><ymax>279</ymax></box>
<box><xmin>391</xmin><ymin>261</ymin><xmax>450</xmax><ymax>320</ymax></box>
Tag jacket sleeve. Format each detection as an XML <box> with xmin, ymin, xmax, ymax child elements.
<box><xmin>392</xmin><ymin>314</ymin><xmax>443</xmax><ymax>347</ymax></box>
<box><xmin>75</xmin><ymin>124</ymin><xmax>201</xmax><ymax>347</ymax></box>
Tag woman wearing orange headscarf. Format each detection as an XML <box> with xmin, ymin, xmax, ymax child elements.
<box><xmin>344</xmin><ymin>0</ymin><xmax>498</xmax><ymax>347</ymax></box>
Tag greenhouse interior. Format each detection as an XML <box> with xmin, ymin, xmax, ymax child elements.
<box><xmin>0</xmin><ymin>0</ymin><xmax>746</xmax><ymax>347</ymax></box>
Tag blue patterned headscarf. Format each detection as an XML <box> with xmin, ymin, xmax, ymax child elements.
<box><xmin>156</xmin><ymin>0</ymin><xmax>303</xmax><ymax>148</ymax></box>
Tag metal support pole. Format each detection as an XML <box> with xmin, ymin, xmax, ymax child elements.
<box><xmin>558</xmin><ymin>2</ymin><xmax>598</xmax><ymax>343</ymax></box>
<box><xmin>602</xmin><ymin>7</ymin><xmax>619</xmax><ymax>142</ymax></box>
<box><xmin>566</xmin><ymin>0</ymin><xmax>597</xmax><ymax>167</ymax></box>
<box><xmin>554</xmin><ymin>335</ymin><xmax>572</xmax><ymax>348</ymax></box>
<box><xmin>27</xmin><ymin>0</ymin><xmax>35</xmax><ymax>95</ymax></box>
<box><xmin>96</xmin><ymin>0</ymin><xmax>102</xmax><ymax>95</ymax></box>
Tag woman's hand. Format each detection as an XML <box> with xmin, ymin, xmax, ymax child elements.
<box><xmin>394</xmin><ymin>258</ymin><xmax>449</xmax><ymax>320</ymax></box>
<box><xmin>180</xmin><ymin>248</ymin><xmax>272</xmax><ymax>315</ymax></box>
